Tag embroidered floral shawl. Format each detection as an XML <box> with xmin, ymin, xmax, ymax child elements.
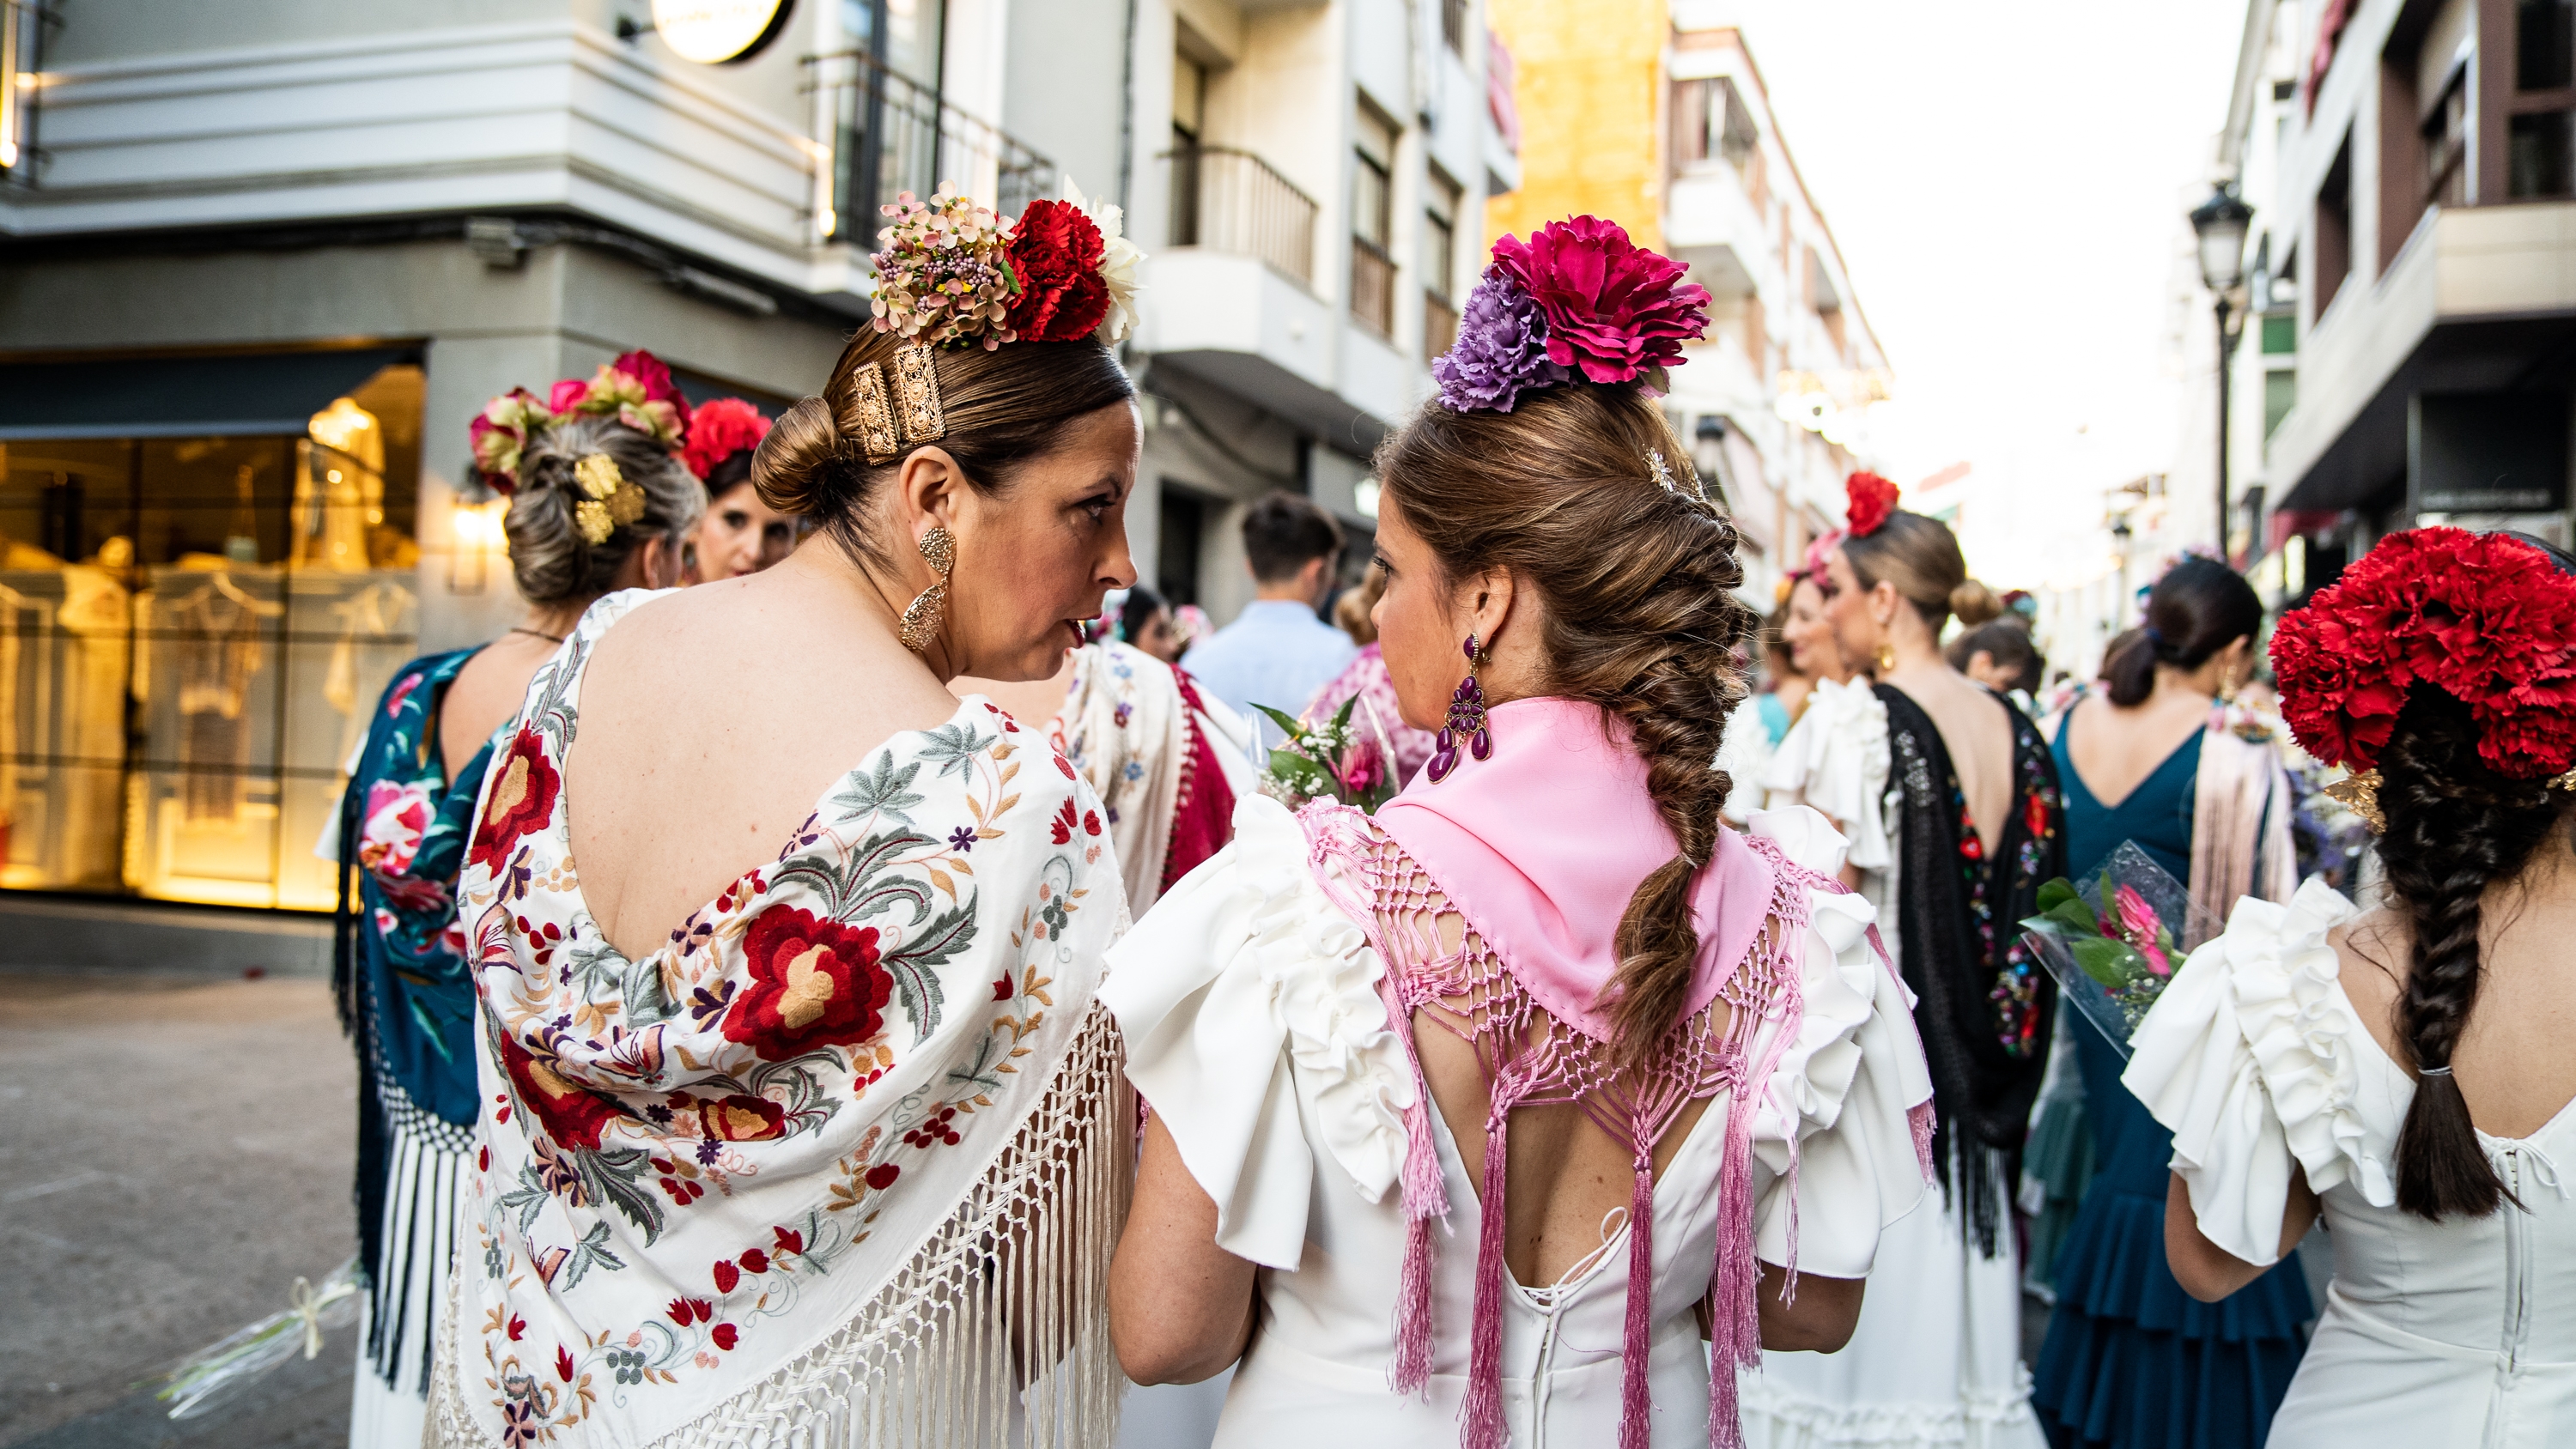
<box><xmin>335</xmin><ymin>645</ymin><xmax>497</xmax><ymax>1387</ymax></box>
<box><xmin>427</xmin><ymin>591</ymin><xmax>1130</xmax><ymax>1449</ymax></box>
<box><xmin>1052</xmin><ymin>639</ymin><xmax>1236</xmax><ymax>912</ymax></box>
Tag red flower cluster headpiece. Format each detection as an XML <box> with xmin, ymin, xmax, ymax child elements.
<box><xmin>469</xmin><ymin>349</ymin><xmax>691</xmax><ymax>494</ymax></box>
<box><xmin>2270</xmin><ymin>527</ymin><xmax>2576</xmax><ymax>778</ymax></box>
<box><xmin>1845</xmin><ymin>471</ymin><xmax>1899</xmax><ymax>537</ymax></box>
<box><xmin>869</xmin><ymin>181</ymin><xmax>1141</xmax><ymax>349</ymax></box>
<box><xmin>680</xmin><ymin>397</ymin><xmax>771</xmax><ymax>482</ymax></box>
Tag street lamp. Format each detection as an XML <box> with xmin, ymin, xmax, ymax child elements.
<box><xmin>2110</xmin><ymin>512</ymin><xmax>2135</xmax><ymax>633</ymax></box>
<box><xmin>2190</xmin><ymin>183</ymin><xmax>2253</xmax><ymax>560</ymax></box>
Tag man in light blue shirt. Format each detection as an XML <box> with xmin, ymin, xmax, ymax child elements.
<box><xmin>1181</xmin><ymin>492</ymin><xmax>1357</xmax><ymax>752</ymax></box>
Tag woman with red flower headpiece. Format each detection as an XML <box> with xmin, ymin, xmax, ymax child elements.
<box><xmin>2124</xmin><ymin>529</ymin><xmax>2576</xmax><ymax>1449</ymax></box>
<box><xmin>330</xmin><ymin>356</ymin><xmax>701</xmax><ymax>1449</ymax></box>
<box><xmin>677</xmin><ymin>397</ymin><xmax>799</xmax><ymax>583</ymax></box>
<box><xmin>425</xmin><ymin>185</ymin><xmax>1150</xmax><ymax>1449</ymax></box>
<box><xmin>1753</xmin><ymin>475</ymin><xmax>2063</xmax><ymax>1449</ymax></box>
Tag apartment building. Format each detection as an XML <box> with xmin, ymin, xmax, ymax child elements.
<box><xmin>2232</xmin><ymin>0</ymin><xmax>2576</xmax><ymax>601</ymax></box>
<box><xmin>1488</xmin><ymin>0</ymin><xmax>1890</xmax><ymax>603</ymax></box>
<box><xmin>0</xmin><ymin>0</ymin><xmax>1504</xmax><ymax>912</ymax></box>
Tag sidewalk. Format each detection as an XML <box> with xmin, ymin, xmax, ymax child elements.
<box><xmin>0</xmin><ymin>972</ymin><xmax>357</xmax><ymax>1448</ymax></box>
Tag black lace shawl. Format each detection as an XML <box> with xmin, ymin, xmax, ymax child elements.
<box><xmin>1877</xmin><ymin>684</ymin><xmax>2063</xmax><ymax>1258</ymax></box>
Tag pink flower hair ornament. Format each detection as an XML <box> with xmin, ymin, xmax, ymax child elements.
<box><xmin>468</xmin><ymin>348</ymin><xmax>692</xmax><ymax>494</ymax></box>
<box><xmin>1433</xmin><ymin>215</ymin><xmax>1711</xmax><ymax>413</ymax></box>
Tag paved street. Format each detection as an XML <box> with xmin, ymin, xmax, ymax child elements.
<box><xmin>1</xmin><ymin>970</ymin><xmax>358</xmax><ymax>1449</ymax></box>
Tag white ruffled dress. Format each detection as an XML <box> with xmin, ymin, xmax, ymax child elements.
<box><xmin>1748</xmin><ymin>677</ymin><xmax>2043</xmax><ymax>1449</ymax></box>
<box><xmin>1102</xmin><ymin>796</ymin><xmax>1932</xmax><ymax>1449</ymax></box>
<box><xmin>2126</xmin><ymin>880</ymin><xmax>2576</xmax><ymax>1448</ymax></box>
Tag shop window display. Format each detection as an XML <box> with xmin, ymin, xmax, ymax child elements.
<box><xmin>0</xmin><ymin>361</ymin><xmax>422</xmax><ymax>909</ymax></box>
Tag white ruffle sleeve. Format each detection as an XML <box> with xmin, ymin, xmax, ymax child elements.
<box><xmin>1716</xmin><ymin>697</ymin><xmax>1776</xmax><ymax>827</ymax></box>
<box><xmin>1740</xmin><ymin>807</ymin><xmax>1935</xmax><ymax>1276</ymax></box>
<box><xmin>1100</xmin><ymin>794</ymin><xmax>1417</xmax><ymax>1270</ymax></box>
<box><xmin>2123</xmin><ymin>878</ymin><xmax>2391</xmax><ymax>1267</ymax></box>
<box><xmin>1762</xmin><ymin>677</ymin><xmax>1892</xmax><ymax>876</ymax></box>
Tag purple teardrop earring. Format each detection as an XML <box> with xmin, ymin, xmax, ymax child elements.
<box><xmin>1426</xmin><ymin>634</ymin><xmax>1493</xmax><ymax>783</ymax></box>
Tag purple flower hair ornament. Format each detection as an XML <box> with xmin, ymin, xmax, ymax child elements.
<box><xmin>1431</xmin><ymin>265</ymin><xmax>1571</xmax><ymax>413</ymax></box>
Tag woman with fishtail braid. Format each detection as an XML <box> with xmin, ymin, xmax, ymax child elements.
<box><xmin>1101</xmin><ymin>218</ymin><xmax>1938</xmax><ymax>1449</ymax></box>
<box><xmin>2129</xmin><ymin>528</ymin><xmax>2576</xmax><ymax>1447</ymax></box>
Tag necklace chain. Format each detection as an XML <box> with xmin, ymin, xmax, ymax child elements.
<box><xmin>510</xmin><ymin>626</ymin><xmax>568</xmax><ymax>645</ymax></box>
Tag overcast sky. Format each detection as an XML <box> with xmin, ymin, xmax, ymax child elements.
<box><xmin>1732</xmin><ymin>0</ymin><xmax>2249</xmax><ymax>591</ymax></box>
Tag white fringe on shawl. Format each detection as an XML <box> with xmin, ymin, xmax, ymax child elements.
<box><xmin>428</xmin><ymin>1001</ymin><xmax>1132</xmax><ymax>1449</ymax></box>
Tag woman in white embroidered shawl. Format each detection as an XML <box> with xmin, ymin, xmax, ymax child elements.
<box><xmin>427</xmin><ymin>191</ymin><xmax>1149</xmax><ymax>1449</ymax></box>
<box><xmin>2131</xmin><ymin>528</ymin><xmax>2576</xmax><ymax>1449</ymax></box>
<box><xmin>1103</xmin><ymin>219</ymin><xmax>1936</xmax><ymax>1449</ymax></box>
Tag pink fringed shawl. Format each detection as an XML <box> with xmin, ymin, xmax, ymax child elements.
<box><xmin>1296</xmin><ymin>699</ymin><xmax>1871</xmax><ymax>1449</ymax></box>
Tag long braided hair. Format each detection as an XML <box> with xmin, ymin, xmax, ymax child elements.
<box><xmin>2372</xmin><ymin>685</ymin><xmax>2573</xmax><ymax>1219</ymax></box>
<box><xmin>1376</xmin><ymin>383</ymin><xmax>1757</xmax><ymax>1070</ymax></box>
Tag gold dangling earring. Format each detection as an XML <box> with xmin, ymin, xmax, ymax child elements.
<box><xmin>900</xmin><ymin>524</ymin><xmax>955</xmax><ymax>654</ymax></box>
<box><xmin>1873</xmin><ymin>641</ymin><xmax>1898</xmax><ymax>676</ymax></box>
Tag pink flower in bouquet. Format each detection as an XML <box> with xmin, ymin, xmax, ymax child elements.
<box><xmin>1339</xmin><ymin>738</ymin><xmax>1383</xmax><ymax>796</ymax></box>
<box><xmin>2114</xmin><ymin>886</ymin><xmax>2172</xmax><ymax>976</ymax></box>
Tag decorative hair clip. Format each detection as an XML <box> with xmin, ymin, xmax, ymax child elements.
<box><xmin>2273</xmin><ymin>527</ymin><xmax>2576</xmax><ymax>783</ymax></box>
<box><xmin>1845</xmin><ymin>471</ymin><xmax>1899</xmax><ymax>537</ymax></box>
<box><xmin>1432</xmin><ymin>215</ymin><xmax>1711</xmax><ymax>413</ymax></box>
<box><xmin>571</xmin><ymin>452</ymin><xmax>645</xmax><ymax>545</ymax></box>
<box><xmin>1647</xmin><ymin>449</ymin><xmax>1709</xmax><ymax>506</ymax></box>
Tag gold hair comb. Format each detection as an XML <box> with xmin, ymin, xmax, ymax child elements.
<box><xmin>572</xmin><ymin>452</ymin><xmax>644</xmax><ymax>545</ymax></box>
<box><xmin>852</xmin><ymin>343</ymin><xmax>949</xmax><ymax>464</ymax></box>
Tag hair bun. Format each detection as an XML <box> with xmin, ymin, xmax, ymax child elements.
<box><xmin>751</xmin><ymin>396</ymin><xmax>840</xmax><ymax>517</ymax></box>
<box><xmin>1950</xmin><ymin>579</ymin><xmax>2003</xmax><ymax>627</ymax></box>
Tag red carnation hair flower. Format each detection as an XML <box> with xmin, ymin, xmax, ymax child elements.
<box><xmin>1845</xmin><ymin>471</ymin><xmax>1899</xmax><ymax>537</ymax></box>
<box><xmin>681</xmin><ymin>397</ymin><xmax>771</xmax><ymax>482</ymax></box>
<box><xmin>2270</xmin><ymin>527</ymin><xmax>2576</xmax><ymax>778</ymax></box>
<box><xmin>1004</xmin><ymin>199</ymin><xmax>1112</xmax><ymax>343</ymax></box>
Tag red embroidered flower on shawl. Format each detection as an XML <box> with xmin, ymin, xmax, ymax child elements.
<box><xmin>1845</xmin><ymin>471</ymin><xmax>1899</xmax><ymax>537</ymax></box>
<box><xmin>497</xmin><ymin>1031</ymin><xmax>625</xmax><ymax>1152</ymax></box>
<box><xmin>2272</xmin><ymin>526</ymin><xmax>2576</xmax><ymax>776</ymax></box>
<box><xmin>1003</xmin><ymin>200</ymin><xmax>1112</xmax><ymax>343</ymax></box>
<box><xmin>722</xmin><ymin>905</ymin><xmax>893</xmax><ymax>1059</ymax></box>
<box><xmin>687</xmin><ymin>1092</ymin><xmax>788</xmax><ymax>1143</ymax></box>
<box><xmin>469</xmin><ymin>728</ymin><xmax>560</xmax><ymax>874</ymax></box>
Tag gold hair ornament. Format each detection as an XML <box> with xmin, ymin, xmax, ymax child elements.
<box><xmin>571</xmin><ymin>452</ymin><xmax>645</xmax><ymax>546</ymax></box>
<box><xmin>852</xmin><ymin>342</ymin><xmax>950</xmax><ymax>465</ymax></box>
<box><xmin>2324</xmin><ymin>766</ymin><xmax>2576</xmax><ymax>835</ymax></box>
<box><xmin>900</xmin><ymin>524</ymin><xmax>956</xmax><ymax>654</ymax></box>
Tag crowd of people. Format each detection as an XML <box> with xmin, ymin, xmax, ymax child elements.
<box><xmin>303</xmin><ymin>186</ymin><xmax>2573</xmax><ymax>1449</ymax></box>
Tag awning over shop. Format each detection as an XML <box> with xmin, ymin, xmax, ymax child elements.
<box><xmin>0</xmin><ymin>347</ymin><xmax>422</xmax><ymax>441</ymax></box>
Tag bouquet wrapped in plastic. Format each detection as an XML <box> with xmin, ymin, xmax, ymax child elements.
<box><xmin>154</xmin><ymin>1258</ymin><xmax>360</xmax><ymax>1420</ymax></box>
<box><xmin>2017</xmin><ymin>841</ymin><xmax>2221</xmax><ymax>1058</ymax></box>
<box><xmin>1253</xmin><ymin>694</ymin><xmax>1400</xmax><ymax>814</ymax></box>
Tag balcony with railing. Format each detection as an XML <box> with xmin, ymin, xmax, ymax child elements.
<box><xmin>805</xmin><ymin>49</ymin><xmax>1054</xmax><ymax>244</ymax></box>
<box><xmin>1163</xmin><ymin>145</ymin><xmax>1318</xmax><ymax>286</ymax></box>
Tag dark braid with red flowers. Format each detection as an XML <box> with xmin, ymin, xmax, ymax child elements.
<box><xmin>2373</xmin><ymin>686</ymin><xmax>2572</xmax><ymax>1220</ymax></box>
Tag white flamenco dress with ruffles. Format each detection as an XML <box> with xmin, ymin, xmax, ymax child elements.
<box><xmin>1103</xmin><ymin>792</ymin><xmax>1934</xmax><ymax>1449</ymax></box>
<box><xmin>2126</xmin><ymin>880</ymin><xmax>2576</xmax><ymax>1447</ymax></box>
<box><xmin>1747</xmin><ymin>677</ymin><xmax>2044</xmax><ymax>1449</ymax></box>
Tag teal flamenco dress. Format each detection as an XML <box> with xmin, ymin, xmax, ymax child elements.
<box><xmin>2029</xmin><ymin>719</ymin><xmax>2312</xmax><ymax>1449</ymax></box>
<box><xmin>331</xmin><ymin>646</ymin><xmax>497</xmax><ymax>1405</ymax></box>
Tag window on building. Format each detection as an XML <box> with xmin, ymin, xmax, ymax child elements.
<box><xmin>1157</xmin><ymin>487</ymin><xmax>1205</xmax><ymax>609</ymax></box>
<box><xmin>1351</xmin><ymin>103</ymin><xmax>1397</xmax><ymax>337</ymax></box>
<box><xmin>1442</xmin><ymin>0</ymin><xmax>1467</xmax><ymax>56</ymax></box>
<box><xmin>2316</xmin><ymin>133</ymin><xmax>2354</xmax><ymax>314</ymax></box>
<box><xmin>0</xmin><ymin>357</ymin><xmax>425</xmax><ymax>909</ymax></box>
<box><xmin>2521</xmin><ymin>0</ymin><xmax>2574</xmax><ymax>89</ymax></box>
<box><xmin>2423</xmin><ymin>66</ymin><xmax>2469</xmax><ymax>207</ymax></box>
<box><xmin>1170</xmin><ymin>52</ymin><xmax>1208</xmax><ymax>246</ymax></box>
<box><xmin>2513</xmin><ymin>0</ymin><xmax>2576</xmax><ymax>195</ymax></box>
<box><xmin>1423</xmin><ymin>168</ymin><xmax>1461</xmax><ymax>365</ymax></box>
<box><xmin>2264</xmin><ymin>369</ymin><xmax>2299</xmax><ymax>441</ymax></box>
<box><xmin>1673</xmin><ymin>76</ymin><xmax>1758</xmax><ymax>171</ymax></box>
